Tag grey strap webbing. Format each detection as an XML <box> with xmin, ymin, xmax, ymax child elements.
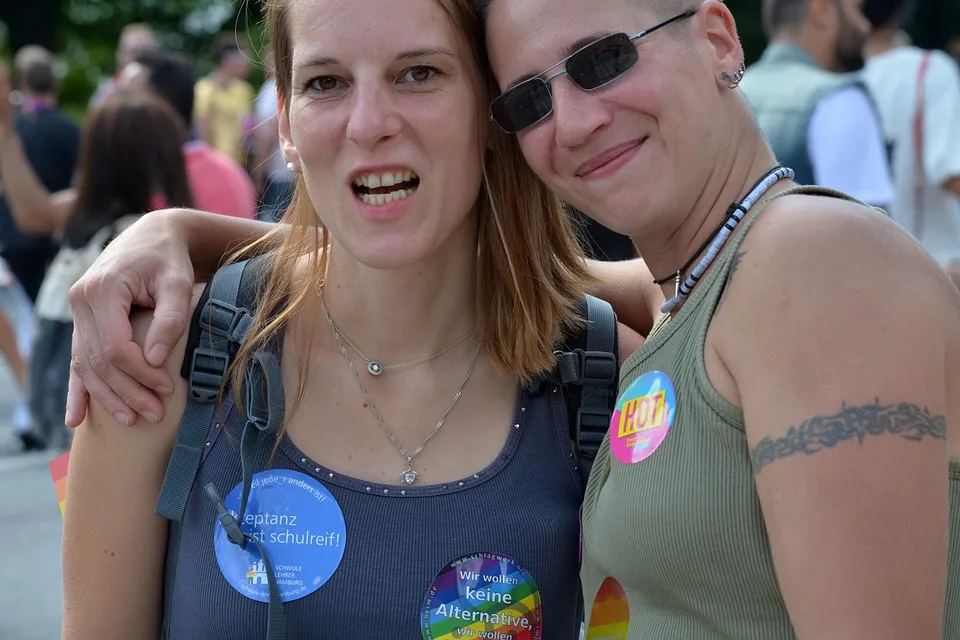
<box><xmin>204</xmin><ymin>349</ymin><xmax>287</xmax><ymax>639</ymax></box>
<box><xmin>156</xmin><ymin>260</ymin><xmax>253</xmax><ymax>521</ymax></box>
<box><xmin>554</xmin><ymin>294</ymin><xmax>618</xmax><ymax>484</ymax></box>
<box><xmin>157</xmin><ymin>260</ymin><xmax>255</xmax><ymax>639</ymax></box>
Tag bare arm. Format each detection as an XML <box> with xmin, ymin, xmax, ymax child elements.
<box><xmin>722</xmin><ymin>200</ymin><xmax>952</xmax><ymax>639</ymax></box>
<box><xmin>66</xmin><ymin>209</ymin><xmax>279</xmax><ymax>428</ymax></box>
<box><xmin>62</xmin><ymin>290</ymin><xmax>201</xmax><ymax>639</ymax></box>
<box><xmin>585</xmin><ymin>258</ymin><xmax>661</xmax><ymax>338</ymax></box>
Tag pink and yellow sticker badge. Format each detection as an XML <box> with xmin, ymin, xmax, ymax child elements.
<box><xmin>49</xmin><ymin>451</ymin><xmax>70</xmax><ymax>517</ymax></box>
<box><xmin>610</xmin><ymin>370</ymin><xmax>676</xmax><ymax>464</ymax></box>
<box><xmin>586</xmin><ymin>577</ymin><xmax>630</xmax><ymax>640</ymax></box>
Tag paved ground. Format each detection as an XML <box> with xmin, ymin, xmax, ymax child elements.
<box><xmin>0</xmin><ymin>315</ymin><xmax>65</xmax><ymax>639</ymax></box>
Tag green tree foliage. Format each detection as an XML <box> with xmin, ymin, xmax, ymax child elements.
<box><xmin>1</xmin><ymin>0</ymin><xmax>956</xmax><ymax>120</ymax></box>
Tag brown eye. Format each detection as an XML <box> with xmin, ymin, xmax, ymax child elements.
<box><xmin>310</xmin><ymin>76</ymin><xmax>342</xmax><ymax>92</ymax></box>
<box><xmin>401</xmin><ymin>66</ymin><xmax>437</xmax><ymax>84</ymax></box>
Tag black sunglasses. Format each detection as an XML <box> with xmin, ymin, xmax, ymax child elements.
<box><xmin>489</xmin><ymin>10</ymin><xmax>696</xmax><ymax>134</ymax></box>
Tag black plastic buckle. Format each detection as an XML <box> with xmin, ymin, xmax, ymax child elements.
<box><xmin>189</xmin><ymin>347</ymin><xmax>230</xmax><ymax>402</ymax></box>
<box><xmin>575</xmin><ymin>406</ymin><xmax>612</xmax><ymax>459</ymax></box>
<box><xmin>200</xmin><ymin>298</ymin><xmax>251</xmax><ymax>343</ymax></box>
<box><xmin>578</xmin><ymin>350</ymin><xmax>617</xmax><ymax>386</ymax></box>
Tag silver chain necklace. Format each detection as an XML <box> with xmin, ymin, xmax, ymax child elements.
<box><xmin>318</xmin><ymin>288</ymin><xmax>477</xmax><ymax>376</ymax></box>
<box><xmin>320</xmin><ymin>289</ymin><xmax>482</xmax><ymax>485</ymax></box>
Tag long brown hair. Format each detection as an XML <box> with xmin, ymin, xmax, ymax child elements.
<box><xmin>63</xmin><ymin>89</ymin><xmax>191</xmax><ymax>248</ymax></box>
<box><xmin>227</xmin><ymin>0</ymin><xmax>591</xmax><ymax>411</ymax></box>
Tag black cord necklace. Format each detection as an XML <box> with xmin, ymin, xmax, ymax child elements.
<box><xmin>650</xmin><ymin>166</ymin><xmax>789</xmax><ymax>286</ymax></box>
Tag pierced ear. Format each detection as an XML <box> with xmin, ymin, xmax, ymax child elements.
<box><xmin>699</xmin><ymin>1</ymin><xmax>744</xmax><ymax>88</ymax></box>
<box><xmin>277</xmin><ymin>94</ymin><xmax>300</xmax><ymax>166</ymax></box>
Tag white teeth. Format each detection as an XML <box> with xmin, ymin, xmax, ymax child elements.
<box><xmin>353</xmin><ymin>170</ymin><xmax>419</xmax><ymax>189</ymax></box>
<box><xmin>359</xmin><ymin>188</ymin><xmax>415</xmax><ymax>205</ymax></box>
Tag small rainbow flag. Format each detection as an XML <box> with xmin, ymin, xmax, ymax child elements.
<box><xmin>49</xmin><ymin>451</ymin><xmax>70</xmax><ymax>517</ymax></box>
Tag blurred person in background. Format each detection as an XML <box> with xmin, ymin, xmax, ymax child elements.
<box><xmin>27</xmin><ymin>89</ymin><xmax>192</xmax><ymax>451</ymax></box>
<box><xmin>88</xmin><ymin>23</ymin><xmax>158</xmax><ymax>109</ymax></box>
<box><xmin>0</xmin><ymin>50</ymin><xmax>256</xmax><ymax>225</ymax></box>
<box><xmin>740</xmin><ymin>0</ymin><xmax>895</xmax><ymax>210</ymax></box>
<box><xmin>251</xmin><ymin>53</ymin><xmax>294</xmax><ymax>222</ymax></box>
<box><xmin>863</xmin><ymin>0</ymin><xmax>960</xmax><ymax>289</ymax></box>
<box><xmin>194</xmin><ymin>34</ymin><xmax>255</xmax><ymax>167</ymax></box>
<box><xmin>0</xmin><ymin>47</ymin><xmax>80</xmax><ymax>451</ymax></box>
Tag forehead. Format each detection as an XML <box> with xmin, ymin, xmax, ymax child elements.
<box><xmin>287</xmin><ymin>0</ymin><xmax>463</xmax><ymax>62</ymax></box>
<box><xmin>485</xmin><ymin>0</ymin><xmax>655</xmax><ymax>85</ymax></box>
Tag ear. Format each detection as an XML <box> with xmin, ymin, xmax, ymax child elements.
<box><xmin>698</xmin><ymin>1</ymin><xmax>744</xmax><ymax>88</ymax></box>
<box><xmin>807</xmin><ymin>0</ymin><xmax>837</xmax><ymax>29</ymax></box>
<box><xmin>277</xmin><ymin>93</ymin><xmax>301</xmax><ymax>167</ymax></box>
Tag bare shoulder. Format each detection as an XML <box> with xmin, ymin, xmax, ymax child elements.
<box><xmin>62</xmin><ymin>282</ymin><xmax>206</xmax><ymax>639</ymax></box>
<box><xmin>730</xmin><ymin>192</ymin><xmax>960</xmax><ymax>325</ymax></box>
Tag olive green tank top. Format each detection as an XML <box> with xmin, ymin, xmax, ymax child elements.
<box><xmin>580</xmin><ymin>186</ymin><xmax>960</xmax><ymax>639</ymax></box>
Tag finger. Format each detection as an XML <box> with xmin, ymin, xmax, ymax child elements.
<box><xmin>75</xmin><ymin>275</ymin><xmax>173</xmax><ymax>396</ymax></box>
<box><xmin>70</xmin><ymin>354</ymin><xmax>148</xmax><ymax>427</ymax></box>
<box><xmin>69</xmin><ymin>286</ymin><xmax>162</xmax><ymax>423</ymax></box>
<box><xmin>142</xmin><ymin>270</ymin><xmax>194</xmax><ymax>369</ymax></box>
<box><xmin>64</xmin><ymin>364</ymin><xmax>90</xmax><ymax>428</ymax></box>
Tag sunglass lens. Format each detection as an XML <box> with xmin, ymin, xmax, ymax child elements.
<box><xmin>568</xmin><ymin>33</ymin><xmax>638</xmax><ymax>90</ymax></box>
<box><xmin>491</xmin><ymin>79</ymin><xmax>553</xmax><ymax>133</ymax></box>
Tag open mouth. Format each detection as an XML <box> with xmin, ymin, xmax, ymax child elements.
<box><xmin>352</xmin><ymin>170</ymin><xmax>421</xmax><ymax>205</ymax></box>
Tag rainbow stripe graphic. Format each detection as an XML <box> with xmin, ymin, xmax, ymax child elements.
<box><xmin>421</xmin><ymin>553</ymin><xmax>542</xmax><ymax>640</ymax></box>
<box><xmin>586</xmin><ymin>577</ymin><xmax>630</xmax><ymax>639</ymax></box>
<box><xmin>49</xmin><ymin>451</ymin><xmax>70</xmax><ymax>517</ymax></box>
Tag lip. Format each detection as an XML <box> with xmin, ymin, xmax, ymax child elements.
<box><xmin>574</xmin><ymin>139</ymin><xmax>646</xmax><ymax>181</ymax></box>
<box><xmin>348</xmin><ymin>163</ymin><xmax>420</xmax><ymax>222</ymax></box>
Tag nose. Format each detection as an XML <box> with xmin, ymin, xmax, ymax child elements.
<box><xmin>550</xmin><ymin>78</ymin><xmax>612</xmax><ymax>149</ymax></box>
<box><xmin>345</xmin><ymin>80</ymin><xmax>403</xmax><ymax>149</ymax></box>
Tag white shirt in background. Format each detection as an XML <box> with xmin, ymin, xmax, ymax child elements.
<box><xmin>254</xmin><ymin>77</ymin><xmax>291</xmax><ymax>184</ymax></box>
<box><xmin>807</xmin><ymin>85</ymin><xmax>896</xmax><ymax>209</ymax></box>
<box><xmin>864</xmin><ymin>46</ymin><xmax>960</xmax><ymax>266</ymax></box>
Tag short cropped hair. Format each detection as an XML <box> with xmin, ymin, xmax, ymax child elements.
<box><xmin>13</xmin><ymin>45</ymin><xmax>57</xmax><ymax>95</ymax></box>
<box><xmin>762</xmin><ymin>0</ymin><xmax>810</xmax><ymax>38</ymax></box>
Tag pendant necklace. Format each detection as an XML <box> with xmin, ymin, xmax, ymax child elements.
<box><xmin>320</xmin><ymin>288</ymin><xmax>482</xmax><ymax>484</ymax></box>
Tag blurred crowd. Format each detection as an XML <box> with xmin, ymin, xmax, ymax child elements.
<box><xmin>0</xmin><ymin>0</ymin><xmax>958</xmax><ymax>454</ymax></box>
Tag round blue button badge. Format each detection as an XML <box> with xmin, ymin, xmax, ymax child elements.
<box><xmin>213</xmin><ymin>469</ymin><xmax>347</xmax><ymax>603</ymax></box>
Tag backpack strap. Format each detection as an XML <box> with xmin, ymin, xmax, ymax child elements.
<box><xmin>552</xmin><ymin>294</ymin><xmax>619</xmax><ymax>484</ymax></box>
<box><xmin>158</xmin><ymin>256</ymin><xmax>272</xmax><ymax>639</ymax></box>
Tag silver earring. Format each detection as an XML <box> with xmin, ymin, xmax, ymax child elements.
<box><xmin>286</xmin><ymin>161</ymin><xmax>298</xmax><ymax>174</ymax></box>
<box><xmin>722</xmin><ymin>61</ymin><xmax>745</xmax><ymax>89</ymax></box>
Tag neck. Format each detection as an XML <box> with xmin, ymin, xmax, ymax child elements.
<box><xmin>772</xmin><ymin>33</ymin><xmax>833</xmax><ymax>71</ymax></box>
<box><xmin>865</xmin><ymin>28</ymin><xmax>903</xmax><ymax>59</ymax></box>
<box><xmin>318</xmin><ymin>222</ymin><xmax>479</xmax><ymax>364</ymax></box>
<box><xmin>631</xmin><ymin>117</ymin><xmax>785</xmax><ymax>302</ymax></box>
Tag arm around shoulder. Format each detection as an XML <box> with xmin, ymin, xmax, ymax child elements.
<box><xmin>61</xmin><ymin>285</ymin><xmax>205</xmax><ymax>640</ymax></box>
<box><xmin>719</xmin><ymin>198</ymin><xmax>954</xmax><ymax>639</ymax></box>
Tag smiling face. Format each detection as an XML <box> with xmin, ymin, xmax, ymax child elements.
<box><xmin>276</xmin><ymin>0</ymin><xmax>485</xmax><ymax>271</ymax></box>
<box><xmin>485</xmin><ymin>0</ymin><xmax>741</xmax><ymax>237</ymax></box>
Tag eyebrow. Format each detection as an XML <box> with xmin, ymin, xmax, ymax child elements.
<box><xmin>504</xmin><ymin>31</ymin><xmax>614</xmax><ymax>90</ymax></box>
<box><xmin>296</xmin><ymin>47</ymin><xmax>458</xmax><ymax>70</ymax></box>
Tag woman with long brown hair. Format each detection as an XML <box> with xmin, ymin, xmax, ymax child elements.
<box><xmin>28</xmin><ymin>89</ymin><xmax>191</xmax><ymax>449</ymax></box>
<box><xmin>60</xmin><ymin>0</ymin><xmax>640</xmax><ymax>638</ymax></box>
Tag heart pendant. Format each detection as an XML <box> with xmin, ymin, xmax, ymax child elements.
<box><xmin>401</xmin><ymin>467</ymin><xmax>419</xmax><ymax>485</ymax></box>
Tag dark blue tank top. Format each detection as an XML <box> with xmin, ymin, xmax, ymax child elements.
<box><xmin>166</xmin><ymin>381</ymin><xmax>584</xmax><ymax>639</ymax></box>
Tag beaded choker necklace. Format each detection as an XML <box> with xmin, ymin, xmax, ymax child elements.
<box><xmin>654</xmin><ymin>165</ymin><xmax>795</xmax><ymax>314</ymax></box>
